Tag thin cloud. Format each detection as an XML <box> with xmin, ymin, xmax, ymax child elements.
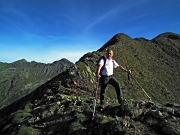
<box><xmin>24</xmin><ymin>33</ymin><xmax>69</xmax><ymax>43</ymax></box>
<box><xmin>0</xmin><ymin>44</ymin><xmax>90</xmax><ymax>64</ymax></box>
<box><xmin>85</xmin><ymin>7</ymin><xmax>120</xmax><ymax>31</ymax></box>
<box><xmin>1</xmin><ymin>6</ymin><xmax>33</xmax><ymax>27</ymax></box>
<box><xmin>38</xmin><ymin>51</ymin><xmax>86</xmax><ymax>63</ymax></box>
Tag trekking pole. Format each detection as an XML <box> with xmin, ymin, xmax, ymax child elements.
<box><xmin>92</xmin><ymin>79</ymin><xmax>99</xmax><ymax>120</ymax></box>
<box><xmin>128</xmin><ymin>72</ymin><xmax>152</xmax><ymax>101</ymax></box>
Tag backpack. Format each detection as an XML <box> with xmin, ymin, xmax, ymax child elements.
<box><xmin>97</xmin><ymin>55</ymin><xmax>106</xmax><ymax>75</ymax></box>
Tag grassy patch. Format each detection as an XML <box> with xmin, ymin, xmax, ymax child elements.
<box><xmin>17</xmin><ymin>126</ymin><xmax>34</xmax><ymax>135</ymax></box>
<box><xmin>13</xmin><ymin>105</ymin><xmax>31</xmax><ymax>123</ymax></box>
<box><xmin>70</xmin><ymin>121</ymin><xmax>83</xmax><ymax>132</ymax></box>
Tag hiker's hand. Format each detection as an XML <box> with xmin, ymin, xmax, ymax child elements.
<box><xmin>128</xmin><ymin>70</ymin><xmax>132</xmax><ymax>74</ymax></box>
<box><xmin>97</xmin><ymin>74</ymin><xmax>101</xmax><ymax>82</ymax></box>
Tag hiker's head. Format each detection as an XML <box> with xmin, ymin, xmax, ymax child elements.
<box><xmin>106</xmin><ymin>49</ymin><xmax>114</xmax><ymax>59</ymax></box>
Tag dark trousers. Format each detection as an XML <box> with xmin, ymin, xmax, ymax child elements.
<box><xmin>100</xmin><ymin>75</ymin><xmax>123</xmax><ymax>105</ymax></box>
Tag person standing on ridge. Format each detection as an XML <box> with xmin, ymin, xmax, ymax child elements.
<box><xmin>97</xmin><ymin>49</ymin><xmax>131</xmax><ymax>107</ymax></box>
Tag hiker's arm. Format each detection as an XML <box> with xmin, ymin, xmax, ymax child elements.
<box><xmin>118</xmin><ymin>65</ymin><xmax>131</xmax><ymax>74</ymax></box>
<box><xmin>97</xmin><ymin>65</ymin><xmax>102</xmax><ymax>79</ymax></box>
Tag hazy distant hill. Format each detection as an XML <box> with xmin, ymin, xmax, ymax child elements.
<box><xmin>0</xmin><ymin>32</ymin><xmax>180</xmax><ymax>135</ymax></box>
<box><xmin>0</xmin><ymin>58</ymin><xmax>74</xmax><ymax>109</ymax></box>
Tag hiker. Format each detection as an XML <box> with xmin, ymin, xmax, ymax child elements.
<box><xmin>97</xmin><ymin>49</ymin><xmax>131</xmax><ymax>106</ymax></box>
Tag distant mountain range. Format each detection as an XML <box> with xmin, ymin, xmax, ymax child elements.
<box><xmin>0</xmin><ymin>32</ymin><xmax>180</xmax><ymax>135</ymax></box>
<box><xmin>0</xmin><ymin>58</ymin><xmax>74</xmax><ymax>109</ymax></box>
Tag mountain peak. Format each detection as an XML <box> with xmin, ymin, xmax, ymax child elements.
<box><xmin>13</xmin><ymin>58</ymin><xmax>27</xmax><ymax>63</ymax></box>
<box><xmin>51</xmin><ymin>58</ymin><xmax>74</xmax><ymax>66</ymax></box>
<box><xmin>113</xmin><ymin>33</ymin><xmax>132</xmax><ymax>39</ymax></box>
<box><xmin>98</xmin><ymin>33</ymin><xmax>132</xmax><ymax>51</ymax></box>
<box><xmin>154</xmin><ymin>32</ymin><xmax>180</xmax><ymax>40</ymax></box>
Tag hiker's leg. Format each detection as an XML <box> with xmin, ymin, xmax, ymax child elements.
<box><xmin>100</xmin><ymin>76</ymin><xmax>109</xmax><ymax>105</ymax></box>
<box><xmin>109</xmin><ymin>77</ymin><xmax>123</xmax><ymax>103</ymax></box>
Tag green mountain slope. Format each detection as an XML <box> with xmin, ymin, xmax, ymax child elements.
<box><xmin>0</xmin><ymin>58</ymin><xmax>74</xmax><ymax>109</ymax></box>
<box><xmin>75</xmin><ymin>32</ymin><xmax>180</xmax><ymax>103</ymax></box>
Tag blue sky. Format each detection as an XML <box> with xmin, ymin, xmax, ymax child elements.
<box><xmin>0</xmin><ymin>0</ymin><xmax>180</xmax><ymax>63</ymax></box>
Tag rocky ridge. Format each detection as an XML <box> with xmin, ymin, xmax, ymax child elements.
<box><xmin>0</xmin><ymin>72</ymin><xmax>180</xmax><ymax>134</ymax></box>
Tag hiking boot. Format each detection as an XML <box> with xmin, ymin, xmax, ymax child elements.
<box><xmin>120</xmin><ymin>99</ymin><xmax>125</xmax><ymax>117</ymax></box>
